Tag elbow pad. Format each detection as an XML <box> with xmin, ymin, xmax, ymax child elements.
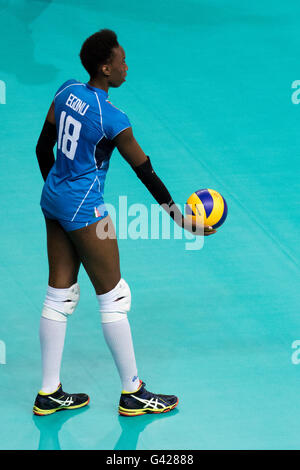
<box><xmin>36</xmin><ymin>120</ymin><xmax>57</xmax><ymax>181</ymax></box>
<box><xmin>36</xmin><ymin>120</ymin><xmax>57</xmax><ymax>151</ymax></box>
<box><xmin>132</xmin><ymin>156</ymin><xmax>174</xmax><ymax>207</ymax></box>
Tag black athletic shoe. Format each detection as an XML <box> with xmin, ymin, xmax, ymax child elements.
<box><xmin>118</xmin><ymin>381</ymin><xmax>179</xmax><ymax>416</ymax></box>
<box><xmin>33</xmin><ymin>383</ymin><xmax>90</xmax><ymax>416</ymax></box>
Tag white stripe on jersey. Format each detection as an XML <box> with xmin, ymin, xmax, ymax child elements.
<box><xmin>71</xmin><ymin>176</ymin><xmax>97</xmax><ymax>221</ymax></box>
<box><xmin>94</xmin><ymin>92</ymin><xmax>107</xmax><ymax>138</ymax></box>
<box><xmin>92</xmin><ymin>135</ymin><xmax>104</xmax><ymax>171</ymax></box>
<box><xmin>54</xmin><ymin>83</ymin><xmax>86</xmax><ymax>100</ymax></box>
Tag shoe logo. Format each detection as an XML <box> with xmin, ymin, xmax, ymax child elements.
<box><xmin>132</xmin><ymin>376</ymin><xmax>138</xmax><ymax>383</ymax></box>
<box><xmin>130</xmin><ymin>395</ymin><xmax>164</xmax><ymax>410</ymax></box>
<box><xmin>49</xmin><ymin>396</ymin><xmax>74</xmax><ymax>407</ymax></box>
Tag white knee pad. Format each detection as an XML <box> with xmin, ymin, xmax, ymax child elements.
<box><xmin>97</xmin><ymin>279</ymin><xmax>131</xmax><ymax>323</ymax></box>
<box><xmin>41</xmin><ymin>283</ymin><xmax>80</xmax><ymax>322</ymax></box>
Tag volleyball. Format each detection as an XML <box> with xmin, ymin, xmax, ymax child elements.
<box><xmin>185</xmin><ymin>188</ymin><xmax>228</xmax><ymax>229</ymax></box>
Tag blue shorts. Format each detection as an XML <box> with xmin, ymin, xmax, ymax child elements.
<box><xmin>42</xmin><ymin>207</ymin><xmax>108</xmax><ymax>232</ymax></box>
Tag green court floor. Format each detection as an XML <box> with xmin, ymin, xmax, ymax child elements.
<box><xmin>0</xmin><ymin>0</ymin><xmax>300</xmax><ymax>450</ymax></box>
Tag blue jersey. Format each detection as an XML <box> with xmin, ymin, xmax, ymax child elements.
<box><xmin>40</xmin><ymin>79</ymin><xmax>131</xmax><ymax>222</ymax></box>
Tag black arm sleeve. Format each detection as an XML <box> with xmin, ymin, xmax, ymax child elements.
<box><xmin>36</xmin><ymin>120</ymin><xmax>57</xmax><ymax>181</ymax></box>
<box><xmin>132</xmin><ymin>156</ymin><xmax>184</xmax><ymax>226</ymax></box>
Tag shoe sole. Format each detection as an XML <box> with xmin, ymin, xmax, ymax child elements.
<box><xmin>118</xmin><ymin>398</ymin><xmax>179</xmax><ymax>417</ymax></box>
<box><xmin>33</xmin><ymin>397</ymin><xmax>90</xmax><ymax>416</ymax></box>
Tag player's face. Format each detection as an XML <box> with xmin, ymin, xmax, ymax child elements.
<box><xmin>107</xmin><ymin>46</ymin><xmax>128</xmax><ymax>87</ymax></box>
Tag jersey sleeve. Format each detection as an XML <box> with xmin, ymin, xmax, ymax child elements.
<box><xmin>103</xmin><ymin>103</ymin><xmax>131</xmax><ymax>140</ymax></box>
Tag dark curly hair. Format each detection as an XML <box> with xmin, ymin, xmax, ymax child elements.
<box><xmin>79</xmin><ymin>29</ymin><xmax>119</xmax><ymax>78</ymax></box>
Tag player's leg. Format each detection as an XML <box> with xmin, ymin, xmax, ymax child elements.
<box><xmin>67</xmin><ymin>215</ymin><xmax>140</xmax><ymax>393</ymax></box>
<box><xmin>34</xmin><ymin>217</ymin><xmax>89</xmax><ymax>416</ymax></box>
<box><xmin>46</xmin><ymin>217</ymin><xmax>81</xmax><ymax>288</ymax></box>
<box><xmin>40</xmin><ymin>218</ymin><xmax>80</xmax><ymax>394</ymax></box>
<box><xmin>67</xmin><ymin>215</ymin><xmax>121</xmax><ymax>295</ymax></box>
<box><xmin>68</xmin><ymin>216</ymin><xmax>179</xmax><ymax>415</ymax></box>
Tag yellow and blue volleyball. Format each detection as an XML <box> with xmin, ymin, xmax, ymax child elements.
<box><xmin>185</xmin><ymin>188</ymin><xmax>228</xmax><ymax>229</ymax></box>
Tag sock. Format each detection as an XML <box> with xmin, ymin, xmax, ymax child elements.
<box><xmin>101</xmin><ymin>316</ymin><xmax>140</xmax><ymax>393</ymax></box>
<box><xmin>39</xmin><ymin>316</ymin><xmax>67</xmax><ymax>394</ymax></box>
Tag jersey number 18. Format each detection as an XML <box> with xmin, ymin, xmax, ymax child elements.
<box><xmin>57</xmin><ymin>111</ymin><xmax>82</xmax><ymax>160</ymax></box>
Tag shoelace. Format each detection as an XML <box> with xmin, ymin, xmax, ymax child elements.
<box><xmin>138</xmin><ymin>383</ymin><xmax>168</xmax><ymax>403</ymax></box>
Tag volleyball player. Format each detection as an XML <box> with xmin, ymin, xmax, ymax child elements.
<box><xmin>33</xmin><ymin>29</ymin><xmax>216</xmax><ymax>417</ymax></box>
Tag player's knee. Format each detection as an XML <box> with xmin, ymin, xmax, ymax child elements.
<box><xmin>41</xmin><ymin>283</ymin><xmax>80</xmax><ymax>322</ymax></box>
<box><xmin>97</xmin><ymin>278</ymin><xmax>131</xmax><ymax>323</ymax></box>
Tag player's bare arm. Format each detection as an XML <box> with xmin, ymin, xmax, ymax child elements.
<box><xmin>114</xmin><ymin>127</ymin><xmax>216</xmax><ymax>236</ymax></box>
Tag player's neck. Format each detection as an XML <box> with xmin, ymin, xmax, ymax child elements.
<box><xmin>88</xmin><ymin>78</ymin><xmax>108</xmax><ymax>93</ymax></box>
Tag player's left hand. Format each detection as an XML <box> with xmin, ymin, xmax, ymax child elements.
<box><xmin>203</xmin><ymin>226</ymin><xmax>217</xmax><ymax>236</ymax></box>
<box><xmin>182</xmin><ymin>216</ymin><xmax>217</xmax><ymax>236</ymax></box>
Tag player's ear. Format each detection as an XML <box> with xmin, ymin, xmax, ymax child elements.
<box><xmin>102</xmin><ymin>63</ymin><xmax>111</xmax><ymax>77</ymax></box>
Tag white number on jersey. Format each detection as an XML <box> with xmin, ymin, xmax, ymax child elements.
<box><xmin>57</xmin><ymin>111</ymin><xmax>82</xmax><ymax>160</ymax></box>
